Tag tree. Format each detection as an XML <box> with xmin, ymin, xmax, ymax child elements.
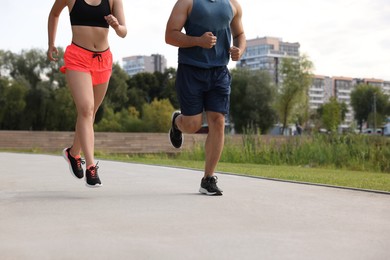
<box><xmin>230</xmin><ymin>69</ymin><xmax>277</xmax><ymax>134</ymax></box>
<box><xmin>22</xmin><ymin>81</ymin><xmax>52</xmax><ymax>130</ymax></box>
<box><xmin>8</xmin><ymin>49</ymin><xmax>47</xmax><ymax>88</ymax></box>
<box><xmin>142</xmin><ymin>98</ymin><xmax>174</xmax><ymax>132</ymax></box>
<box><xmin>350</xmin><ymin>84</ymin><xmax>388</xmax><ymax>131</ymax></box>
<box><xmin>45</xmin><ymin>47</ymin><xmax>67</xmax><ymax>89</ymax></box>
<box><xmin>106</xmin><ymin>63</ymin><xmax>129</xmax><ymax>112</ymax></box>
<box><xmin>127</xmin><ymin>72</ymin><xmax>159</xmax><ymax>108</ymax></box>
<box><xmin>0</xmin><ymin>80</ymin><xmax>28</xmax><ymax>129</ymax></box>
<box><xmin>320</xmin><ymin>97</ymin><xmax>342</xmax><ymax>132</ymax></box>
<box><xmin>156</xmin><ymin>68</ymin><xmax>179</xmax><ymax>109</ymax></box>
<box><xmin>46</xmin><ymin>87</ymin><xmax>77</xmax><ymax>131</ymax></box>
<box><xmin>95</xmin><ymin>106</ymin><xmax>144</xmax><ymax>132</ymax></box>
<box><xmin>275</xmin><ymin>55</ymin><xmax>313</xmax><ymax>135</ymax></box>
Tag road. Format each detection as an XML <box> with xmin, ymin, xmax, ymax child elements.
<box><xmin>0</xmin><ymin>152</ymin><xmax>389</xmax><ymax>260</ymax></box>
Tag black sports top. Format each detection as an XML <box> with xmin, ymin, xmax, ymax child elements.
<box><xmin>70</xmin><ymin>0</ymin><xmax>111</xmax><ymax>28</ymax></box>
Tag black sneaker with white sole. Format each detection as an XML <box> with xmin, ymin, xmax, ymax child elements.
<box><xmin>199</xmin><ymin>176</ymin><xmax>223</xmax><ymax>196</ymax></box>
<box><xmin>169</xmin><ymin>111</ymin><xmax>183</xmax><ymax>148</ymax></box>
<box><xmin>62</xmin><ymin>147</ymin><xmax>84</xmax><ymax>179</ymax></box>
<box><xmin>85</xmin><ymin>163</ymin><xmax>102</xmax><ymax>188</ymax></box>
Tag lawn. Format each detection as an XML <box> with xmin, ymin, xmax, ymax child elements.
<box><xmin>100</xmin><ymin>154</ymin><xmax>390</xmax><ymax>193</ymax></box>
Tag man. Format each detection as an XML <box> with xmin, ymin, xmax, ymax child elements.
<box><xmin>165</xmin><ymin>0</ymin><xmax>246</xmax><ymax>195</ymax></box>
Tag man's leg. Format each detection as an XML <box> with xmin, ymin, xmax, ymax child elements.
<box><xmin>175</xmin><ymin>114</ymin><xmax>203</xmax><ymax>134</ymax></box>
<box><xmin>204</xmin><ymin>111</ymin><xmax>225</xmax><ymax>177</ymax></box>
<box><xmin>198</xmin><ymin>111</ymin><xmax>225</xmax><ymax>196</ymax></box>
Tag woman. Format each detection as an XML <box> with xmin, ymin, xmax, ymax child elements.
<box><xmin>47</xmin><ymin>0</ymin><xmax>127</xmax><ymax>187</ymax></box>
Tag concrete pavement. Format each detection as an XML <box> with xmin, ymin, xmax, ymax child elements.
<box><xmin>0</xmin><ymin>152</ymin><xmax>389</xmax><ymax>260</ymax></box>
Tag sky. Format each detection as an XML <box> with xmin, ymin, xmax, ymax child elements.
<box><xmin>1</xmin><ymin>0</ymin><xmax>389</xmax><ymax>80</ymax></box>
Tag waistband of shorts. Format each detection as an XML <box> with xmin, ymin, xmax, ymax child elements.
<box><xmin>69</xmin><ymin>42</ymin><xmax>110</xmax><ymax>55</ymax></box>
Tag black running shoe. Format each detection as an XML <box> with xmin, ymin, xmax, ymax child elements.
<box><xmin>62</xmin><ymin>147</ymin><xmax>84</xmax><ymax>179</ymax></box>
<box><xmin>169</xmin><ymin>111</ymin><xmax>183</xmax><ymax>148</ymax></box>
<box><xmin>85</xmin><ymin>163</ymin><xmax>102</xmax><ymax>188</ymax></box>
<box><xmin>199</xmin><ymin>176</ymin><xmax>223</xmax><ymax>196</ymax></box>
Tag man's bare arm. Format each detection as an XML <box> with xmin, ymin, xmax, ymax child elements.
<box><xmin>229</xmin><ymin>0</ymin><xmax>246</xmax><ymax>61</ymax></box>
<box><xmin>165</xmin><ymin>0</ymin><xmax>217</xmax><ymax>49</ymax></box>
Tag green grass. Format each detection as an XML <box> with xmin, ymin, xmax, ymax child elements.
<box><xmin>100</xmin><ymin>154</ymin><xmax>390</xmax><ymax>193</ymax></box>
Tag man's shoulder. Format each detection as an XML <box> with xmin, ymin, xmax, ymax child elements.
<box><xmin>229</xmin><ymin>0</ymin><xmax>242</xmax><ymax>15</ymax></box>
<box><xmin>175</xmin><ymin>0</ymin><xmax>193</xmax><ymax>10</ymax></box>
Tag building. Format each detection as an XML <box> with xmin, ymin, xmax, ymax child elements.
<box><xmin>236</xmin><ymin>37</ymin><xmax>300</xmax><ymax>85</ymax></box>
<box><xmin>309</xmin><ymin>75</ymin><xmax>333</xmax><ymax>111</ymax></box>
<box><xmin>122</xmin><ymin>54</ymin><xmax>167</xmax><ymax>77</ymax></box>
<box><xmin>332</xmin><ymin>77</ymin><xmax>355</xmax><ymax>128</ymax></box>
<box><xmin>236</xmin><ymin>36</ymin><xmax>390</xmax><ymax>131</ymax></box>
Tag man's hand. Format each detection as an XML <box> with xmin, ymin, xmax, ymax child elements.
<box><xmin>229</xmin><ymin>46</ymin><xmax>242</xmax><ymax>61</ymax></box>
<box><xmin>199</xmin><ymin>32</ymin><xmax>217</xmax><ymax>49</ymax></box>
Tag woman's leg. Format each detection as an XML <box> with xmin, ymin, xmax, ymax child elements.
<box><xmin>66</xmin><ymin>70</ymin><xmax>96</xmax><ymax>167</ymax></box>
<box><xmin>70</xmin><ymin>82</ymin><xmax>109</xmax><ymax>158</ymax></box>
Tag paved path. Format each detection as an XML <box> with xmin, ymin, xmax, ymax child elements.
<box><xmin>0</xmin><ymin>152</ymin><xmax>389</xmax><ymax>260</ymax></box>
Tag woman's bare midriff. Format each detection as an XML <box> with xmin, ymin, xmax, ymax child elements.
<box><xmin>71</xmin><ymin>26</ymin><xmax>110</xmax><ymax>51</ymax></box>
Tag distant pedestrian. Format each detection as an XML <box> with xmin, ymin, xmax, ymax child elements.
<box><xmin>165</xmin><ymin>0</ymin><xmax>246</xmax><ymax>195</ymax></box>
<box><xmin>47</xmin><ymin>0</ymin><xmax>127</xmax><ymax>187</ymax></box>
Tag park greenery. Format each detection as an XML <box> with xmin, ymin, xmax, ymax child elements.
<box><xmin>1</xmin><ymin>48</ymin><xmax>389</xmax><ymax>134</ymax></box>
<box><xmin>1</xmin><ymin>48</ymin><xmax>390</xmax><ymax>180</ymax></box>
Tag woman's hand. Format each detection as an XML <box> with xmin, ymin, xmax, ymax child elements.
<box><xmin>104</xmin><ymin>14</ymin><xmax>119</xmax><ymax>29</ymax></box>
<box><xmin>47</xmin><ymin>45</ymin><xmax>59</xmax><ymax>61</ymax></box>
<box><xmin>104</xmin><ymin>14</ymin><xmax>127</xmax><ymax>38</ymax></box>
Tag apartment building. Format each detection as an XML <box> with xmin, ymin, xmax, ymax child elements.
<box><xmin>309</xmin><ymin>76</ymin><xmax>333</xmax><ymax>110</ymax></box>
<box><xmin>236</xmin><ymin>36</ymin><xmax>300</xmax><ymax>85</ymax></box>
<box><xmin>333</xmin><ymin>77</ymin><xmax>355</xmax><ymax>128</ymax></box>
<box><xmin>122</xmin><ymin>54</ymin><xmax>167</xmax><ymax>77</ymax></box>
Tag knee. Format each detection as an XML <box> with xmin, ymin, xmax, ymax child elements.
<box><xmin>77</xmin><ymin>105</ymin><xmax>94</xmax><ymax>119</ymax></box>
<box><xmin>180</xmin><ymin>118</ymin><xmax>202</xmax><ymax>134</ymax></box>
<box><xmin>208</xmin><ymin>115</ymin><xmax>225</xmax><ymax>133</ymax></box>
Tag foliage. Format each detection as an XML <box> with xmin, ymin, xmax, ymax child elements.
<box><xmin>230</xmin><ymin>69</ymin><xmax>277</xmax><ymax>133</ymax></box>
<box><xmin>275</xmin><ymin>55</ymin><xmax>313</xmax><ymax>134</ymax></box>
<box><xmin>0</xmin><ymin>79</ymin><xmax>28</xmax><ymax>129</ymax></box>
<box><xmin>95</xmin><ymin>106</ymin><xmax>143</xmax><ymax>132</ymax></box>
<box><xmin>179</xmin><ymin>133</ymin><xmax>390</xmax><ymax>173</ymax></box>
<box><xmin>319</xmin><ymin>97</ymin><xmax>343</xmax><ymax>132</ymax></box>
<box><xmin>0</xmin><ymin>48</ymin><xmax>178</xmax><ymax>132</ymax></box>
<box><xmin>106</xmin><ymin>63</ymin><xmax>129</xmax><ymax>112</ymax></box>
<box><xmin>142</xmin><ymin>98</ymin><xmax>174</xmax><ymax>132</ymax></box>
<box><xmin>350</xmin><ymin>84</ymin><xmax>389</xmax><ymax>131</ymax></box>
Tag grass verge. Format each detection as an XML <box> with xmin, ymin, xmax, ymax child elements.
<box><xmin>1</xmin><ymin>149</ymin><xmax>389</xmax><ymax>193</ymax></box>
<box><xmin>100</xmin><ymin>154</ymin><xmax>390</xmax><ymax>193</ymax></box>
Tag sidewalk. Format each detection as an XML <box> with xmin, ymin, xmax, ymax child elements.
<box><xmin>0</xmin><ymin>152</ymin><xmax>389</xmax><ymax>260</ymax></box>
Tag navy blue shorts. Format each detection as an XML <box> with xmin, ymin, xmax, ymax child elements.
<box><xmin>175</xmin><ymin>64</ymin><xmax>231</xmax><ymax>116</ymax></box>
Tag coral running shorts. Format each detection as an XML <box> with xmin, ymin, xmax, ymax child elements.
<box><xmin>61</xmin><ymin>42</ymin><xmax>113</xmax><ymax>85</ymax></box>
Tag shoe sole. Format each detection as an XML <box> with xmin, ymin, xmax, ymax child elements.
<box><xmin>168</xmin><ymin>111</ymin><xmax>184</xmax><ymax>149</ymax></box>
<box><xmin>199</xmin><ymin>187</ymin><xmax>223</xmax><ymax>196</ymax></box>
<box><xmin>85</xmin><ymin>183</ymin><xmax>103</xmax><ymax>188</ymax></box>
<box><xmin>62</xmin><ymin>148</ymin><xmax>83</xmax><ymax>180</ymax></box>
<box><xmin>168</xmin><ymin>130</ymin><xmax>184</xmax><ymax>149</ymax></box>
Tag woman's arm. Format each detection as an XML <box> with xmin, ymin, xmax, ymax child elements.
<box><xmin>47</xmin><ymin>0</ymin><xmax>67</xmax><ymax>61</ymax></box>
<box><xmin>105</xmin><ymin>0</ymin><xmax>127</xmax><ymax>38</ymax></box>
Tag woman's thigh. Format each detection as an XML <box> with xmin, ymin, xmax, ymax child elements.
<box><xmin>66</xmin><ymin>70</ymin><xmax>94</xmax><ymax>114</ymax></box>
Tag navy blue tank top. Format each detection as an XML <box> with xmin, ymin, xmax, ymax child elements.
<box><xmin>178</xmin><ymin>0</ymin><xmax>233</xmax><ymax>68</ymax></box>
<box><xmin>70</xmin><ymin>0</ymin><xmax>111</xmax><ymax>28</ymax></box>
